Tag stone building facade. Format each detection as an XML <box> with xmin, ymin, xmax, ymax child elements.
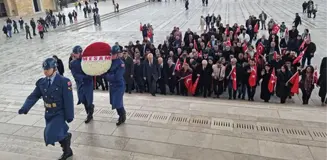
<box><xmin>0</xmin><ymin>0</ymin><xmax>56</xmax><ymax>17</ymax></box>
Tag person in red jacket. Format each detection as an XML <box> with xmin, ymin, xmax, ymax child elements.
<box><xmin>37</xmin><ymin>22</ymin><xmax>44</xmax><ymax>39</ymax></box>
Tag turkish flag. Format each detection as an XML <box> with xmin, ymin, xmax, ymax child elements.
<box><xmin>285</xmin><ymin>27</ymin><xmax>289</xmax><ymax>37</ymax></box>
<box><xmin>231</xmin><ymin>67</ymin><xmax>237</xmax><ymax>90</ymax></box>
<box><xmin>281</xmin><ymin>48</ymin><xmax>287</xmax><ymax>56</ymax></box>
<box><xmin>299</xmin><ymin>38</ymin><xmax>308</xmax><ymax>50</ymax></box>
<box><xmin>248</xmin><ymin>66</ymin><xmax>257</xmax><ymax>87</ymax></box>
<box><xmin>313</xmin><ymin>70</ymin><xmax>318</xmax><ymax>84</ymax></box>
<box><xmin>256</xmin><ymin>42</ymin><xmax>264</xmax><ymax>55</ymax></box>
<box><xmin>289</xmin><ymin>72</ymin><xmax>300</xmax><ymax>94</ymax></box>
<box><xmin>293</xmin><ymin>48</ymin><xmax>307</xmax><ymax>65</ymax></box>
<box><xmin>254</xmin><ymin>22</ymin><xmax>259</xmax><ymax>33</ymax></box>
<box><xmin>174</xmin><ymin>59</ymin><xmax>181</xmax><ymax>71</ymax></box>
<box><xmin>272</xmin><ymin>24</ymin><xmax>280</xmax><ymax>34</ymax></box>
<box><xmin>194</xmin><ymin>39</ymin><xmax>198</xmax><ymax>51</ymax></box>
<box><xmin>242</xmin><ymin>43</ymin><xmax>248</xmax><ymax>52</ymax></box>
<box><xmin>184</xmin><ymin>74</ymin><xmax>193</xmax><ymax>93</ymax></box>
<box><xmin>273</xmin><ymin>51</ymin><xmax>278</xmax><ymax>60</ymax></box>
<box><xmin>191</xmin><ymin>76</ymin><xmax>200</xmax><ymax>95</ymax></box>
<box><xmin>235</xmin><ymin>26</ymin><xmax>240</xmax><ymax>35</ymax></box>
<box><xmin>225</xmin><ymin>40</ymin><xmax>231</xmax><ymax>47</ymax></box>
<box><xmin>198</xmin><ymin>50</ymin><xmax>203</xmax><ymax>57</ymax></box>
<box><xmin>268</xmin><ymin>68</ymin><xmax>276</xmax><ymax>93</ymax></box>
<box><xmin>224</xmin><ymin>27</ymin><xmax>229</xmax><ymax>35</ymax></box>
<box><xmin>139</xmin><ymin>24</ymin><xmax>143</xmax><ymax>31</ymax></box>
<box><xmin>207</xmin><ymin>41</ymin><xmax>212</xmax><ymax>48</ymax></box>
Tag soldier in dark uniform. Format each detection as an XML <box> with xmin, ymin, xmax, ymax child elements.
<box><xmin>104</xmin><ymin>46</ymin><xmax>127</xmax><ymax>126</ymax></box>
<box><xmin>70</xmin><ymin>45</ymin><xmax>95</xmax><ymax>123</ymax></box>
<box><xmin>18</xmin><ymin>58</ymin><xmax>74</xmax><ymax>160</ymax></box>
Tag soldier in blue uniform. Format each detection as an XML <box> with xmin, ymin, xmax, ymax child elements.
<box><xmin>70</xmin><ymin>45</ymin><xmax>95</xmax><ymax>123</ymax></box>
<box><xmin>104</xmin><ymin>45</ymin><xmax>126</xmax><ymax>126</ymax></box>
<box><xmin>18</xmin><ymin>58</ymin><xmax>74</xmax><ymax>160</ymax></box>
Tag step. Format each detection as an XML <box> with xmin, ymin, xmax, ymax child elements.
<box><xmin>57</xmin><ymin>2</ymin><xmax>150</xmax><ymax>32</ymax></box>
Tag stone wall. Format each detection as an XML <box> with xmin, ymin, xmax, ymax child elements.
<box><xmin>14</xmin><ymin>0</ymin><xmax>34</xmax><ymax>16</ymax></box>
<box><xmin>43</xmin><ymin>0</ymin><xmax>55</xmax><ymax>11</ymax></box>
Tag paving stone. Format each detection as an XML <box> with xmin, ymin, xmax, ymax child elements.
<box><xmin>7</xmin><ymin>114</ymin><xmax>43</xmax><ymax>126</ymax></box>
<box><xmin>0</xmin><ymin>123</ymin><xmax>23</xmax><ymax>135</ymax></box>
<box><xmin>258</xmin><ymin>140</ymin><xmax>314</xmax><ymax>160</ymax></box>
<box><xmin>0</xmin><ymin>111</ymin><xmax>17</xmax><ymax>123</ymax></box>
<box><xmin>13</xmin><ymin>126</ymin><xmax>43</xmax><ymax>137</ymax></box>
<box><xmin>308</xmin><ymin>146</ymin><xmax>327</xmax><ymax>160</ymax></box>
<box><xmin>210</xmin><ymin>134</ymin><xmax>260</xmax><ymax>156</ymax></box>
<box><xmin>124</xmin><ymin>139</ymin><xmax>176</xmax><ymax>158</ymax></box>
<box><xmin>74</xmin><ymin>133</ymin><xmax>129</xmax><ymax>150</ymax></box>
<box><xmin>167</xmin><ymin>130</ymin><xmax>212</xmax><ymax>148</ymax></box>
<box><xmin>172</xmin><ymin>144</ymin><xmax>235</xmax><ymax>160</ymax></box>
<box><xmin>113</xmin><ymin>124</ymin><xmax>171</xmax><ymax>142</ymax></box>
<box><xmin>75</xmin><ymin>120</ymin><xmax>117</xmax><ymax>135</ymax></box>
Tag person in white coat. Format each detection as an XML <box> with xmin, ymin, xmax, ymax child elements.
<box><xmin>200</xmin><ymin>16</ymin><xmax>206</xmax><ymax>33</ymax></box>
<box><xmin>238</xmin><ymin>29</ymin><xmax>250</xmax><ymax>43</ymax></box>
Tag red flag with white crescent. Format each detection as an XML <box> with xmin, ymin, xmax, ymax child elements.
<box><xmin>242</xmin><ymin>43</ymin><xmax>248</xmax><ymax>53</ymax></box>
<box><xmin>293</xmin><ymin>48</ymin><xmax>307</xmax><ymax>65</ymax></box>
<box><xmin>231</xmin><ymin>67</ymin><xmax>237</xmax><ymax>90</ymax></box>
<box><xmin>256</xmin><ymin>42</ymin><xmax>264</xmax><ymax>55</ymax></box>
<box><xmin>313</xmin><ymin>70</ymin><xmax>318</xmax><ymax>84</ymax></box>
<box><xmin>273</xmin><ymin>51</ymin><xmax>278</xmax><ymax>60</ymax></box>
<box><xmin>184</xmin><ymin>74</ymin><xmax>193</xmax><ymax>93</ymax></box>
<box><xmin>272</xmin><ymin>24</ymin><xmax>280</xmax><ymax>34</ymax></box>
<box><xmin>254</xmin><ymin>22</ymin><xmax>259</xmax><ymax>33</ymax></box>
<box><xmin>248</xmin><ymin>66</ymin><xmax>257</xmax><ymax>87</ymax></box>
<box><xmin>289</xmin><ymin>72</ymin><xmax>300</xmax><ymax>94</ymax></box>
<box><xmin>268</xmin><ymin>68</ymin><xmax>276</xmax><ymax>93</ymax></box>
<box><xmin>224</xmin><ymin>27</ymin><xmax>229</xmax><ymax>35</ymax></box>
<box><xmin>191</xmin><ymin>76</ymin><xmax>200</xmax><ymax>95</ymax></box>
<box><xmin>174</xmin><ymin>59</ymin><xmax>181</xmax><ymax>71</ymax></box>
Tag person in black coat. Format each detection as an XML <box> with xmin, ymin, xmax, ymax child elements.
<box><xmin>260</xmin><ymin>64</ymin><xmax>273</xmax><ymax>102</ymax></box>
<box><xmin>53</xmin><ymin>55</ymin><xmax>64</xmax><ymax>75</ymax></box>
<box><xmin>143</xmin><ymin>53</ymin><xmax>161</xmax><ymax>96</ymax></box>
<box><xmin>276</xmin><ymin>65</ymin><xmax>292</xmax><ymax>103</ymax></box>
<box><xmin>318</xmin><ymin>57</ymin><xmax>327</xmax><ymax>106</ymax></box>
<box><xmin>123</xmin><ymin>51</ymin><xmax>134</xmax><ymax>94</ymax></box>
<box><xmin>299</xmin><ymin>65</ymin><xmax>315</xmax><ymax>105</ymax></box>
<box><xmin>301</xmin><ymin>40</ymin><xmax>316</xmax><ymax>68</ymax></box>
<box><xmin>134</xmin><ymin>59</ymin><xmax>144</xmax><ymax>93</ymax></box>
<box><xmin>167</xmin><ymin>58</ymin><xmax>177</xmax><ymax>94</ymax></box>
<box><xmin>157</xmin><ymin>57</ymin><xmax>167</xmax><ymax>95</ymax></box>
<box><xmin>195</xmin><ymin>59</ymin><xmax>213</xmax><ymax>98</ymax></box>
<box><xmin>293</xmin><ymin>13</ymin><xmax>302</xmax><ymax>28</ymax></box>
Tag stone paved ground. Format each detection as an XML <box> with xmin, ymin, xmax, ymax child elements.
<box><xmin>0</xmin><ymin>0</ymin><xmax>326</xmax><ymax>159</ymax></box>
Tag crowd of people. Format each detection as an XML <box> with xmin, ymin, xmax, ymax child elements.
<box><xmin>86</xmin><ymin>6</ymin><xmax>325</xmax><ymax>106</ymax></box>
<box><xmin>2</xmin><ymin>0</ymin><xmax>102</xmax><ymax>39</ymax></box>
<box><xmin>302</xmin><ymin>0</ymin><xmax>318</xmax><ymax>19</ymax></box>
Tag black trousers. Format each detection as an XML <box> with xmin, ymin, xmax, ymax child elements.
<box><xmin>280</xmin><ymin>96</ymin><xmax>287</xmax><ymax>103</ymax></box>
<box><xmin>13</xmin><ymin>27</ymin><xmax>19</xmax><ymax>33</ymax></box>
<box><xmin>148</xmin><ymin>77</ymin><xmax>157</xmax><ymax>95</ymax></box>
<box><xmin>179</xmin><ymin>81</ymin><xmax>187</xmax><ymax>96</ymax></box>
<box><xmin>26</xmin><ymin>32</ymin><xmax>32</xmax><ymax>39</ymax></box>
<box><xmin>212</xmin><ymin>80</ymin><xmax>224</xmax><ymax>96</ymax></box>
<box><xmin>301</xmin><ymin>88</ymin><xmax>312</xmax><ymax>104</ymax></box>
<box><xmin>158</xmin><ymin>78</ymin><xmax>166</xmax><ymax>95</ymax></box>
<box><xmin>168</xmin><ymin>78</ymin><xmax>176</xmax><ymax>94</ymax></box>
<box><xmin>135</xmin><ymin>78</ymin><xmax>144</xmax><ymax>93</ymax></box>
<box><xmin>247</xmin><ymin>85</ymin><xmax>256</xmax><ymax>100</ymax></box>
<box><xmin>228</xmin><ymin>80</ymin><xmax>237</xmax><ymax>99</ymax></box>
<box><xmin>39</xmin><ymin>31</ymin><xmax>44</xmax><ymax>39</ymax></box>
<box><xmin>32</xmin><ymin>27</ymin><xmax>36</xmax><ymax>35</ymax></box>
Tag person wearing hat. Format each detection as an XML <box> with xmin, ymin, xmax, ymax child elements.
<box><xmin>104</xmin><ymin>45</ymin><xmax>127</xmax><ymax>126</ymax></box>
<box><xmin>70</xmin><ymin>45</ymin><xmax>95</xmax><ymax>124</ymax></box>
<box><xmin>18</xmin><ymin>58</ymin><xmax>74</xmax><ymax>160</ymax></box>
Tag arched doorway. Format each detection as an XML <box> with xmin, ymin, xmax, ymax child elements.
<box><xmin>0</xmin><ymin>0</ymin><xmax>7</xmax><ymax>17</ymax></box>
<box><xmin>33</xmin><ymin>0</ymin><xmax>41</xmax><ymax>12</ymax></box>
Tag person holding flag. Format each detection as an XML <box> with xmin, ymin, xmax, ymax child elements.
<box><xmin>276</xmin><ymin>65</ymin><xmax>292</xmax><ymax>104</ymax></box>
<box><xmin>178</xmin><ymin>62</ymin><xmax>193</xmax><ymax>96</ymax></box>
<box><xmin>318</xmin><ymin>57</ymin><xmax>327</xmax><ymax>106</ymax></box>
<box><xmin>212</xmin><ymin>60</ymin><xmax>225</xmax><ymax>98</ymax></box>
<box><xmin>260</xmin><ymin>64</ymin><xmax>273</xmax><ymax>102</ymax></box>
<box><xmin>225</xmin><ymin>58</ymin><xmax>240</xmax><ymax>100</ymax></box>
<box><xmin>247</xmin><ymin>59</ymin><xmax>257</xmax><ymax>101</ymax></box>
<box><xmin>299</xmin><ymin>66</ymin><xmax>315</xmax><ymax>105</ymax></box>
<box><xmin>195</xmin><ymin>60</ymin><xmax>213</xmax><ymax>98</ymax></box>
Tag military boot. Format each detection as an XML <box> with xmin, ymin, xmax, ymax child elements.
<box><xmin>84</xmin><ymin>104</ymin><xmax>94</xmax><ymax>124</ymax></box>
<box><xmin>58</xmin><ymin>133</ymin><xmax>73</xmax><ymax>160</ymax></box>
<box><xmin>116</xmin><ymin>108</ymin><xmax>126</xmax><ymax>126</ymax></box>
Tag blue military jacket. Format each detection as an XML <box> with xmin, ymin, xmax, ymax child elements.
<box><xmin>105</xmin><ymin>59</ymin><xmax>125</xmax><ymax>109</ymax></box>
<box><xmin>70</xmin><ymin>58</ymin><xmax>94</xmax><ymax>106</ymax></box>
<box><xmin>20</xmin><ymin>74</ymin><xmax>74</xmax><ymax>145</ymax></box>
